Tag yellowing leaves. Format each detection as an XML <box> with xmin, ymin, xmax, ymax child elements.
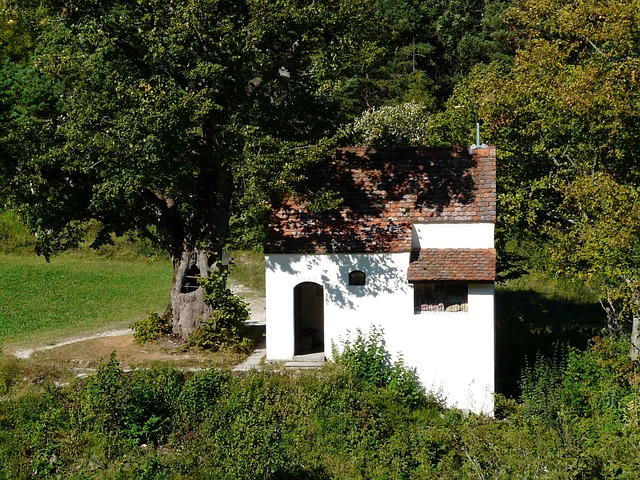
<box><xmin>138</xmin><ymin>82</ymin><xmax>152</xmax><ymax>93</ymax></box>
<box><xmin>548</xmin><ymin>173</ymin><xmax>640</xmax><ymax>319</ymax></box>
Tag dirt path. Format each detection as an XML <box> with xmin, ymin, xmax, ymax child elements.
<box><xmin>230</xmin><ymin>281</ymin><xmax>266</xmax><ymax>326</ymax></box>
<box><xmin>12</xmin><ymin>329</ymin><xmax>134</xmax><ymax>359</ymax></box>
<box><xmin>9</xmin><ymin>284</ymin><xmax>266</xmax><ymax>370</ymax></box>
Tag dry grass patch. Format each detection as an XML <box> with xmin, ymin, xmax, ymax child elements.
<box><xmin>26</xmin><ymin>333</ymin><xmax>247</xmax><ymax>371</ymax></box>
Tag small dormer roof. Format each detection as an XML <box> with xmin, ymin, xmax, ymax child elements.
<box><xmin>407</xmin><ymin>248</ymin><xmax>496</xmax><ymax>282</ymax></box>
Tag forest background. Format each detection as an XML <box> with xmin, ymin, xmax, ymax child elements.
<box><xmin>2</xmin><ymin>0</ymin><xmax>640</xmax><ymax>342</ymax></box>
<box><xmin>1</xmin><ymin>0</ymin><xmax>640</xmax><ymax>477</ymax></box>
<box><xmin>2</xmin><ymin>0</ymin><xmax>640</xmax><ymax>344</ymax></box>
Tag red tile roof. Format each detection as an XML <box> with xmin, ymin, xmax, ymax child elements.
<box><xmin>265</xmin><ymin>146</ymin><xmax>496</xmax><ymax>254</ymax></box>
<box><xmin>407</xmin><ymin>248</ymin><xmax>496</xmax><ymax>282</ymax></box>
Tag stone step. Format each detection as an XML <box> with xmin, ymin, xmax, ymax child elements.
<box><xmin>284</xmin><ymin>361</ymin><xmax>326</xmax><ymax>369</ymax></box>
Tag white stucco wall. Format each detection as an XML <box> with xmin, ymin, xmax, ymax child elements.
<box><xmin>411</xmin><ymin>223</ymin><xmax>495</xmax><ymax>249</ymax></box>
<box><xmin>265</xmin><ymin>252</ymin><xmax>495</xmax><ymax>414</ymax></box>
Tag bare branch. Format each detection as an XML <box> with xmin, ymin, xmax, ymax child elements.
<box><xmin>586</xmin><ymin>38</ymin><xmax>608</xmax><ymax>58</ymax></box>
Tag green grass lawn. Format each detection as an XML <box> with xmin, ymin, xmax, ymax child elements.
<box><xmin>228</xmin><ymin>249</ymin><xmax>265</xmax><ymax>294</ymax></box>
<box><xmin>0</xmin><ymin>254</ymin><xmax>172</xmax><ymax>348</ymax></box>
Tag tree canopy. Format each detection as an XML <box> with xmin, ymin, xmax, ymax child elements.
<box><xmin>3</xmin><ymin>0</ymin><xmax>639</xmax><ymax>347</ymax></box>
<box><xmin>1</xmin><ymin>0</ymin><xmax>345</xmax><ymax>336</ymax></box>
<box><xmin>547</xmin><ymin>173</ymin><xmax>640</xmax><ymax>358</ymax></box>
<box><xmin>1</xmin><ymin>0</ymin><xmax>508</xmax><ymax>339</ymax></box>
<box><xmin>428</xmin><ymin>0</ymin><xmax>640</xmax><ymax>348</ymax></box>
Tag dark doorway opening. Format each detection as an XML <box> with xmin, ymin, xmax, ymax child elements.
<box><xmin>294</xmin><ymin>282</ymin><xmax>325</xmax><ymax>355</ymax></box>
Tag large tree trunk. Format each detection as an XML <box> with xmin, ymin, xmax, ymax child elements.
<box><xmin>166</xmin><ymin>155</ymin><xmax>233</xmax><ymax>339</ymax></box>
<box><xmin>156</xmin><ymin>122</ymin><xmax>233</xmax><ymax>340</ymax></box>
<box><xmin>169</xmin><ymin>248</ymin><xmax>216</xmax><ymax>339</ymax></box>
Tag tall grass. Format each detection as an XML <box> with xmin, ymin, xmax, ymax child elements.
<box><xmin>228</xmin><ymin>249</ymin><xmax>265</xmax><ymax>294</ymax></box>
<box><xmin>0</xmin><ymin>210</ymin><xmax>35</xmax><ymax>254</ymax></box>
<box><xmin>0</xmin><ymin>255</ymin><xmax>172</xmax><ymax>348</ymax></box>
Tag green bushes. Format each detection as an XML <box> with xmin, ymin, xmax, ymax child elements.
<box><xmin>77</xmin><ymin>353</ymin><xmax>184</xmax><ymax>445</ymax></box>
<box><xmin>332</xmin><ymin>326</ymin><xmax>392</xmax><ymax>388</ymax></box>
<box><xmin>187</xmin><ymin>268</ymin><xmax>253</xmax><ymax>352</ymax></box>
<box><xmin>0</xmin><ymin>336</ymin><xmax>450</xmax><ymax>478</ymax></box>
<box><xmin>131</xmin><ymin>312</ymin><xmax>172</xmax><ymax>345</ymax></box>
<box><xmin>176</xmin><ymin>368</ymin><xmax>230</xmax><ymax>425</ymax></box>
<box><xmin>519</xmin><ymin>349</ymin><xmax>567</xmax><ymax>427</ymax></box>
<box><xmin>516</xmin><ymin>335</ymin><xmax>640</xmax><ymax>478</ymax></box>
<box><xmin>520</xmin><ymin>336</ymin><xmax>638</xmax><ymax>427</ymax></box>
<box><xmin>2</xmin><ymin>335</ymin><xmax>640</xmax><ymax>478</ymax></box>
<box><xmin>332</xmin><ymin>326</ymin><xmax>435</xmax><ymax>408</ymax></box>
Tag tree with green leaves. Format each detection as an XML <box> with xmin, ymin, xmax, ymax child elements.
<box><xmin>430</xmin><ymin>0</ymin><xmax>640</xmax><ymax>348</ymax></box>
<box><xmin>1</xmin><ymin>0</ymin><xmax>49</xmax><ymax>200</ymax></box>
<box><xmin>1</xmin><ymin>0</ymin><xmax>349</xmax><ymax>338</ymax></box>
<box><xmin>548</xmin><ymin>174</ymin><xmax>640</xmax><ymax>359</ymax></box>
<box><xmin>432</xmin><ymin>0</ymin><xmax>513</xmax><ymax>87</ymax></box>
<box><xmin>339</xmin><ymin>102</ymin><xmax>432</xmax><ymax>147</ymax></box>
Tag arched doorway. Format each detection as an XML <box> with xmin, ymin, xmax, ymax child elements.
<box><xmin>293</xmin><ymin>282</ymin><xmax>324</xmax><ymax>355</ymax></box>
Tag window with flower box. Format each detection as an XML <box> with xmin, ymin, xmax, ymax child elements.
<box><xmin>414</xmin><ymin>283</ymin><xmax>468</xmax><ymax>314</ymax></box>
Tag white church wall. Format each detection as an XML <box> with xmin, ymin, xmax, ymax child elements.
<box><xmin>411</xmin><ymin>223</ymin><xmax>494</xmax><ymax>249</ymax></box>
<box><xmin>265</xmin><ymin>252</ymin><xmax>495</xmax><ymax>414</ymax></box>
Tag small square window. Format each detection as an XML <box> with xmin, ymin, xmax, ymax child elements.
<box><xmin>414</xmin><ymin>283</ymin><xmax>468</xmax><ymax>313</ymax></box>
<box><xmin>349</xmin><ymin>270</ymin><xmax>366</xmax><ymax>286</ymax></box>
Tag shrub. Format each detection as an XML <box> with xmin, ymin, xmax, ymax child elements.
<box><xmin>199</xmin><ymin>372</ymin><xmax>295</xmax><ymax>479</ymax></box>
<box><xmin>77</xmin><ymin>353</ymin><xmax>184</xmax><ymax>444</ymax></box>
<box><xmin>132</xmin><ymin>311</ymin><xmax>172</xmax><ymax>345</ymax></box>
<box><xmin>559</xmin><ymin>336</ymin><xmax>636</xmax><ymax>421</ymax></box>
<box><xmin>520</xmin><ymin>336</ymin><xmax>638</xmax><ymax>427</ymax></box>
<box><xmin>332</xmin><ymin>326</ymin><xmax>430</xmax><ymax>408</ymax></box>
<box><xmin>518</xmin><ymin>335</ymin><xmax>640</xmax><ymax>478</ymax></box>
<box><xmin>177</xmin><ymin>369</ymin><xmax>231</xmax><ymax>426</ymax></box>
<box><xmin>387</xmin><ymin>355</ymin><xmax>431</xmax><ymax>409</ymax></box>
<box><xmin>187</xmin><ymin>268</ymin><xmax>252</xmax><ymax>352</ymax></box>
<box><xmin>519</xmin><ymin>348</ymin><xmax>567</xmax><ymax>427</ymax></box>
<box><xmin>76</xmin><ymin>353</ymin><xmax>130</xmax><ymax>434</ymax></box>
<box><xmin>332</xmin><ymin>326</ymin><xmax>391</xmax><ymax>388</ymax></box>
<box><xmin>340</xmin><ymin>102</ymin><xmax>431</xmax><ymax>147</ymax></box>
